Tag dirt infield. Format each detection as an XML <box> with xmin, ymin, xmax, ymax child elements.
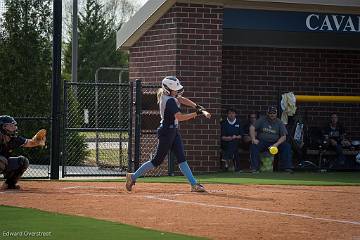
<box><xmin>1</xmin><ymin>181</ymin><xmax>360</xmax><ymax>240</ymax></box>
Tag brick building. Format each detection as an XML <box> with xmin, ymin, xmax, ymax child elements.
<box><xmin>117</xmin><ymin>0</ymin><xmax>360</xmax><ymax>173</ymax></box>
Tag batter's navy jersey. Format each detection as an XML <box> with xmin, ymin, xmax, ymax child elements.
<box><xmin>159</xmin><ymin>95</ymin><xmax>180</xmax><ymax>126</ymax></box>
<box><xmin>0</xmin><ymin>136</ymin><xmax>27</xmax><ymax>159</ymax></box>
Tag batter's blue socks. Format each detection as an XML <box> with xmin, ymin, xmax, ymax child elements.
<box><xmin>132</xmin><ymin>161</ymin><xmax>155</xmax><ymax>181</ymax></box>
<box><xmin>179</xmin><ymin>161</ymin><xmax>197</xmax><ymax>185</ymax></box>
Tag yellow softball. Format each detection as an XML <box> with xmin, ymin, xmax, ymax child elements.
<box><xmin>269</xmin><ymin>146</ymin><xmax>278</xmax><ymax>155</ymax></box>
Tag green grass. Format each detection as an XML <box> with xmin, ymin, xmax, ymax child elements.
<box><xmin>86</xmin><ymin>148</ymin><xmax>127</xmax><ymax>166</ymax></box>
<box><xmin>195</xmin><ymin>171</ymin><xmax>360</xmax><ymax>186</ymax></box>
<box><xmin>0</xmin><ymin>206</ymin><xmax>206</xmax><ymax>240</ymax></box>
<box><xmin>62</xmin><ymin>171</ymin><xmax>360</xmax><ymax>186</ymax></box>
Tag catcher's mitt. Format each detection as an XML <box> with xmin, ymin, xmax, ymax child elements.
<box><xmin>32</xmin><ymin>129</ymin><xmax>46</xmax><ymax>147</ymax></box>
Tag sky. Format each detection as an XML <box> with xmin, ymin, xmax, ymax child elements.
<box><xmin>0</xmin><ymin>0</ymin><xmax>5</xmax><ymax>17</ymax></box>
<box><xmin>138</xmin><ymin>0</ymin><xmax>149</xmax><ymax>7</ymax></box>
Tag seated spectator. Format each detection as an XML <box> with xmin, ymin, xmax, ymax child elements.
<box><xmin>221</xmin><ymin>108</ymin><xmax>243</xmax><ymax>172</ymax></box>
<box><xmin>242</xmin><ymin>113</ymin><xmax>258</xmax><ymax>150</ymax></box>
<box><xmin>249</xmin><ymin>106</ymin><xmax>293</xmax><ymax>173</ymax></box>
<box><xmin>322</xmin><ymin>113</ymin><xmax>351</xmax><ymax>168</ymax></box>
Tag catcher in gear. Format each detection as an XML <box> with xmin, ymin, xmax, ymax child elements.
<box><xmin>0</xmin><ymin>115</ymin><xmax>46</xmax><ymax>190</ymax></box>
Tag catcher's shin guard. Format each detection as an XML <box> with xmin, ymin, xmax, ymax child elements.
<box><xmin>4</xmin><ymin>156</ymin><xmax>29</xmax><ymax>187</ymax></box>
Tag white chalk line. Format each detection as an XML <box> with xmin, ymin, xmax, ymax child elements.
<box><xmin>60</xmin><ymin>186</ymin><xmax>229</xmax><ymax>196</ymax></box>
<box><xmin>75</xmin><ymin>193</ymin><xmax>121</xmax><ymax>197</ymax></box>
<box><xmin>144</xmin><ymin>195</ymin><xmax>360</xmax><ymax>226</ymax></box>
<box><xmin>62</xmin><ymin>186</ymin><xmax>117</xmax><ymax>190</ymax></box>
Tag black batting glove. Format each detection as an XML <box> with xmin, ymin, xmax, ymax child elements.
<box><xmin>196</xmin><ymin>109</ymin><xmax>203</xmax><ymax>115</ymax></box>
<box><xmin>195</xmin><ymin>104</ymin><xmax>205</xmax><ymax>111</ymax></box>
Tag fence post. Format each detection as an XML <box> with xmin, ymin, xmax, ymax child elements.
<box><xmin>134</xmin><ymin>79</ymin><xmax>142</xmax><ymax>171</ymax></box>
<box><xmin>50</xmin><ymin>0</ymin><xmax>62</xmax><ymax>180</ymax></box>
<box><xmin>62</xmin><ymin>82</ymin><xmax>68</xmax><ymax>178</ymax></box>
<box><xmin>128</xmin><ymin>81</ymin><xmax>134</xmax><ymax>172</ymax></box>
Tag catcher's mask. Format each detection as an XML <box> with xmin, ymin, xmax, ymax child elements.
<box><xmin>0</xmin><ymin>115</ymin><xmax>18</xmax><ymax>137</ymax></box>
<box><xmin>162</xmin><ymin>76</ymin><xmax>184</xmax><ymax>96</ymax></box>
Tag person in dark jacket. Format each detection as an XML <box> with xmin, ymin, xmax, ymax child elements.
<box><xmin>323</xmin><ymin>113</ymin><xmax>351</xmax><ymax>168</ymax></box>
<box><xmin>221</xmin><ymin>108</ymin><xmax>243</xmax><ymax>172</ymax></box>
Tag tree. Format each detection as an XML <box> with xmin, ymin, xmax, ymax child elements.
<box><xmin>0</xmin><ymin>0</ymin><xmax>52</xmax><ymax>165</ymax></box>
<box><xmin>103</xmin><ymin>0</ymin><xmax>138</xmax><ymax>30</ymax></box>
<box><xmin>0</xmin><ymin>0</ymin><xmax>52</xmax><ymax>117</ymax></box>
<box><xmin>63</xmin><ymin>0</ymin><xmax>129</xmax><ymax>84</ymax></box>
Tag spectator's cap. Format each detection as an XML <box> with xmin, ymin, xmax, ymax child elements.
<box><xmin>267</xmin><ymin>106</ymin><xmax>277</xmax><ymax>114</ymax></box>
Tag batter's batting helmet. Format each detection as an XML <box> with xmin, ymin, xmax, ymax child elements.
<box><xmin>162</xmin><ymin>76</ymin><xmax>184</xmax><ymax>96</ymax></box>
<box><xmin>0</xmin><ymin>115</ymin><xmax>18</xmax><ymax>137</ymax></box>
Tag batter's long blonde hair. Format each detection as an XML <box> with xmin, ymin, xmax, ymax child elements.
<box><xmin>157</xmin><ymin>88</ymin><xmax>164</xmax><ymax>104</ymax></box>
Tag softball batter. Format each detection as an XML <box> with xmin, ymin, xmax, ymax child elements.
<box><xmin>126</xmin><ymin>76</ymin><xmax>211</xmax><ymax>192</ymax></box>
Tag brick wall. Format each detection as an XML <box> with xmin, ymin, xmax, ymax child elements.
<box><xmin>222</xmin><ymin>47</ymin><xmax>360</xmax><ymax>139</ymax></box>
<box><xmin>129</xmin><ymin>3</ymin><xmax>223</xmax><ymax>173</ymax></box>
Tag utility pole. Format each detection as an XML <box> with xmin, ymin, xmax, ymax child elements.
<box><xmin>72</xmin><ymin>0</ymin><xmax>78</xmax><ymax>84</ymax></box>
<box><xmin>50</xmin><ymin>0</ymin><xmax>62</xmax><ymax>179</ymax></box>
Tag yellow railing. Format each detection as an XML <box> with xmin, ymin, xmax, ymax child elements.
<box><xmin>295</xmin><ymin>95</ymin><xmax>360</xmax><ymax>103</ymax></box>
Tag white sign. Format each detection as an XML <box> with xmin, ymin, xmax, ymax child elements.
<box><xmin>306</xmin><ymin>14</ymin><xmax>360</xmax><ymax>32</ymax></box>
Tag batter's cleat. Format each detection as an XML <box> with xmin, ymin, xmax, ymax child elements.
<box><xmin>125</xmin><ymin>173</ymin><xmax>135</xmax><ymax>191</ymax></box>
<box><xmin>191</xmin><ymin>183</ymin><xmax>206</xmax><ymax>192</ymax></box>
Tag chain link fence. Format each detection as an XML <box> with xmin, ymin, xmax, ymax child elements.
<box><xmin>63</xmin><ymin>82</ymin><xmax>132</xmax><ymax>177</ymax></box>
